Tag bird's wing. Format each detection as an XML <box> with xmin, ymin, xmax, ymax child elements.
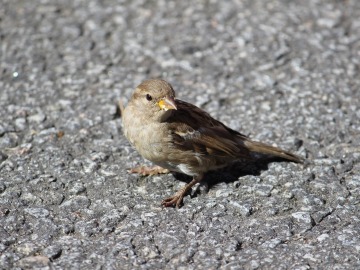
<box><xmin>167</xmin><ymin>100</ymin><xmax>251</xmax><ymax>159</ymax></box>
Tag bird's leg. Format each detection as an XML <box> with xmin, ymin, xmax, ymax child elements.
<box><xmin>162</xmin><ymin>174</ymin><xmax>204</xmax><ymax>208</ymax></box>
<box><xmin>128</xmin><ymin>165</ymin><xmax>170</xmax><ymax>176</ymax></box>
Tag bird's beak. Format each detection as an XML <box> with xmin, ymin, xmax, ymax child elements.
<box><xmin>158</xmin><ymin>96</ymin><xmax>177</xmax><ymax>111</ymax></box>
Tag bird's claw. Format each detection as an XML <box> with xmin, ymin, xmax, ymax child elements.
<box><xmin>161</xmin><ymin>188</ymin><xmax>187</xmax><ymax>208</ymax></box>
<box><xmin>127</xmin><ymin>165</ymin><xmax>169</xmax><ymax>176</ymax></box>
<box><xmin>161</xmin><ymin>194</ymin><xmax>184</xmax><ymax>208</ymax></box>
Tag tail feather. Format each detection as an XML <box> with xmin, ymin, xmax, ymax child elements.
<box><xmin>244</xmin><ymin>140</ymin><xmax>303</xmax><ymax>163</ymax></box>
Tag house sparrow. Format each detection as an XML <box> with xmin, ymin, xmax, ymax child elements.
<box><xmin>122</xmin><ymin>79</ymin><xmax>302</xmax><ymax>208</ymax></box>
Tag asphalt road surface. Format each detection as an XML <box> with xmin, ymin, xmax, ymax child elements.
<box><xmin>1</xmin><ymin>0</ymin><xmax>360</xmax><ymax>269</ymax></box>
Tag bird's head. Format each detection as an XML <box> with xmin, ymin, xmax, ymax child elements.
<box><xmin>129</xmin><ymin>79</ymin><xmax>177</xmax><ymax>122</ymax></box>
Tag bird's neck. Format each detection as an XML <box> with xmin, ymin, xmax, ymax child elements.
<box><xmin>157</xmin><ymin>110</ymin><xmax>174</xmax><ymax>123</ymax></box>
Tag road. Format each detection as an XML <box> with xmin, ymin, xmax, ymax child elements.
<box><xmin>1</xmin><ymin>0</ymin><xmax>360</xmax><ymax>269</ymax></box>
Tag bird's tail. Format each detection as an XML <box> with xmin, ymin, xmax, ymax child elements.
<box><xmin>244</xmin><ymin>140</ymin><xmax>303</xmax><ymax>163</ymax></box>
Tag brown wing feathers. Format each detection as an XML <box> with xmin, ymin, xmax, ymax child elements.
<box><xmin>169</xmin><ymin>99</ymin><xmax>302</xmax><ymax>163</ymax></box>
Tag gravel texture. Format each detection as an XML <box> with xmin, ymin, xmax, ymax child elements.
<box><xmin>1</xmin><ymin>0</ymin><xmax>360</xmax><ymax>269</ymax></box>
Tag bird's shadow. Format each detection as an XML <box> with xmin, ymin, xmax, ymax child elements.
<box><xmin>172</xmin><ymin>156</ymin><xmax>294</xmax><ymax>191</ymax></box>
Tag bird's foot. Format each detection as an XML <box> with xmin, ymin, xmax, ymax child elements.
<box><xmin>128</xmin><ymin>165</ymin><xmax>170</xmax><ymax>176</ymax></box>
<box><xmin>161</xmin><ymin>189</ymin><xmax>186</xmax><ymax>208</ymax></box>
<box><xmin>161</xmin><ymin>175</ymin><xmax>204</xmax><ymax>208</ymax></box>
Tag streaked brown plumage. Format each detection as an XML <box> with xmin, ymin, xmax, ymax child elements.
<box><xmin>122</xmin><ymin>79</ymin><xmax>302</xmax><ymax>208</ymax></box>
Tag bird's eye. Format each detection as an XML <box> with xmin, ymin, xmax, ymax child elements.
<box><xmin>146</xmin><ymin>94</ymin><xmax>152</xmax><ymax>101</ymax></box>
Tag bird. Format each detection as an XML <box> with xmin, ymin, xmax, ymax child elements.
<box><xmin>122</xmin><ymin>79</ymin><xmax>303</xmax><ymax>208</ymax></box>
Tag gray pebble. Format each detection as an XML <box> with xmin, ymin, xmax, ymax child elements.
<box><xmin>42</xmin><ymin>245</ymin><xmax>62</xmax><ymax>260</ymax></box>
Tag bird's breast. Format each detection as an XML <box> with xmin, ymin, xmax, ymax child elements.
<box><xmin>125</xmin><ymin>121</ymin><xmax>169</xmax><ymax>161</ymax></box>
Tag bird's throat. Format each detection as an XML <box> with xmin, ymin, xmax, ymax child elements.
<box><xmin>158</xmin><ymin>109</ymin><xmax>174</xmax><ymax>122</ymax></box>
